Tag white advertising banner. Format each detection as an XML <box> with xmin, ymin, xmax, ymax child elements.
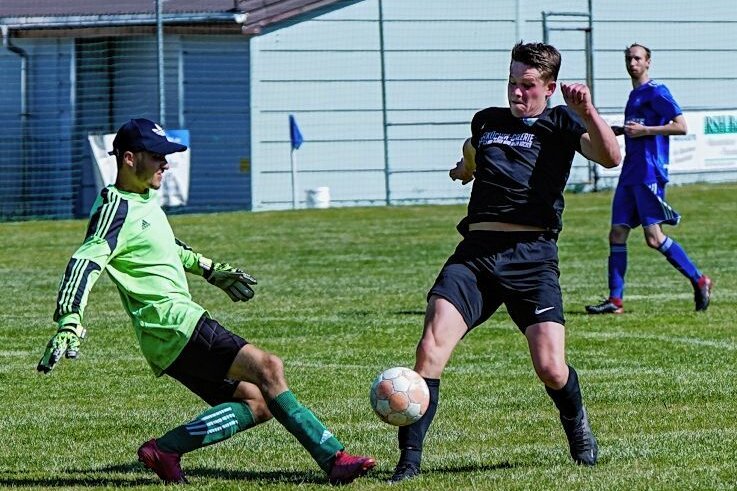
<box><xmin>600</xmin><ymin>110</ymin><xmax>737</xmax><ymax>179</ymax></box>
<box><xmin>88</xmin><ymin>129</ymin><xmax>191</xmax><ymax>207</ymax></box>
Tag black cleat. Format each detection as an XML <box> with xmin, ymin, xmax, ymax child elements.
<box><xmin>560</xmin><ymin>408</ymin><xmax>598</xmax><ymax>466</ymax></box>
<box><xmin>388</xmin><ymin>462</ymin><xmax>420</xmax><ymax>484</ymax></box>
<box><xmin>694</xmin><ymin>275</ymin><xmax>713</xmax><ymax>311</ymax></box>
<box><xmin>585</xmin><ymin>298</ymin><xmax>624</xmax><ymax>315</ymax></box>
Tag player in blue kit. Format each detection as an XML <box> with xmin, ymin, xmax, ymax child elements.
<box><xmin>586</xmin><ymin>44</ymin><xmax>712</xmax><ymax>315</ymax></box>
<box><xmin>389</xmin><ymin>42</ymin><xmax>621</xmax><ymax>483</ymax></box>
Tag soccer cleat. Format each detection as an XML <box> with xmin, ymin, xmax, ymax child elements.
<box><xmin>694</xmin><ymin>275</ymin><xmax>713</xmax><ymax>311</ymax></box>
<box><xmin>328</xmin><ymin>450</ymin><xmax>376</xmax><ymax>485</ymax></box>
<box><xmin>560</xmin><ymin>408</ymin><xmax>598</xmax><ymax>466</ymax></box>
<box><xmin>585</xmin><ymin>298</ymin><xmax>624</xmax><ymax>315</ymax></box>
<box><xmin>137</xmin><ymin>438</ymin><xmax>188</xmax><ymax>484</ymax></box>
<box><xmin>388</xmin><ymin>462</ymin><xmax>420</xmax><ymax>484</ymax></box>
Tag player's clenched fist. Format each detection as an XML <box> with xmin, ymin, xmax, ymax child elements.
<box><xmin>561</xmin><ymin>83</ymin><xmax>593</xmax><ymax>114</ymax></box>
<box><xmin>449</xmin><ymin>138</ymin><xmax>476</xmax><ymax>185</ymax></box>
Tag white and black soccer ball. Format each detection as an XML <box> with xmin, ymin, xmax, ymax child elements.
<box><xmin>370</xmin><ymin>367</ymin><xmax>430</xmax><ymax>426</ymax></box>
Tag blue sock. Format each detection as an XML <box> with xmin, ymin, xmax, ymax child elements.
<box><xmin>608</xmin><ymin>244</ymin><xmax>627</xmax><ymax>300</ymax></box>
<box><xmin>657</xmin><ymin>236</ymin><xmax>702</xmax><ymax>285</ymax></box>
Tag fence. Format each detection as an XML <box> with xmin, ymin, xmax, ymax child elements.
<box><xmin>0</xmin><ymin>14</ymin><xmax>251</xmax><ymax>220</ymax></box>
<box><xmin>2</xmin><ymin>0</ymin><xmax>737</xmax><ymax>220</ymax></box>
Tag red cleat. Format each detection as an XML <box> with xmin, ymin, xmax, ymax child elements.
<box><xmin>137</xmin><ymin>438</ymin><xmax>188</xmax><ymax>484</ymax></box>
<box><xmin>694</xmin><ymin>275</ymin><xmax>713</xmax><ymax>311</ymax></box>
<box><xmin>328</xmin><ymin>450</ymin><xmax>376</xmax><ymax>485</ymax></box>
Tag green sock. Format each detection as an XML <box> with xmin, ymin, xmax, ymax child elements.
<box><xmin>157</xmin><ymin>401</ymin><xmax>256</xmax><ymax>454</ymax></box>
<box><xmin>267</xmin><ymin>390</ymin><xmax>343</xmax><ymax>473</ymax></box>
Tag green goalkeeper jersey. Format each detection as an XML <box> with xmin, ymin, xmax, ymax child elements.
<box><xmin>54</xmin><ymin>185</ymin><xmax>206</xmax><ymax>376</ymax></box>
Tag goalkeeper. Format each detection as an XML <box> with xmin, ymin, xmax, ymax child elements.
<box><xmin>37</xmin><ymin>118</ymin><xmax>375</xmax><ymax>485</ymax></box>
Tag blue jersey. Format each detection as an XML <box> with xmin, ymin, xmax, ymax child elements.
<box><xmin>620</xmin><ymin>80</ymin><xmax>682</xmax><ymax>185</ymax></box>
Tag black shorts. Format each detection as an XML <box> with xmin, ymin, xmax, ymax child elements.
<box><xmin>428</xmin><ymin>230</ymin><xmax>565</xmax><ymax>333</ymax></box>
<box><xmin>164</xmin><ymin>315</ymin><xmax>249</xmax><ymax>406</ymax></box>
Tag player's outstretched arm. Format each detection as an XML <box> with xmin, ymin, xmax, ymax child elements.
<box><xmin>561</xmin><ymin>83</ymin><xmax>621</xmax><ymax>168</ymax></box>
<box><xmin>175</xmin><ymin>238</ymin><xmax>257</xmax><ymax>302</ymax></box>
<box><xmin>37</xmin><ymin>324</ymin><xmax>87</xmax><ymax>374</ymax></box>
<box><xmin>44</xmin><ymin>234</ymin><xmax>110</xmax><ymax>374</ymax></box>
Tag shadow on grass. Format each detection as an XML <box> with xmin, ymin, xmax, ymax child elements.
<box><xmin>430</xmin><ymin>461</ymin><xmax>516</xmax><ymax>474</ymax></box>
<box><xmin>0</xmin><ymin>460</ymin><xmax>518</xmax><ymax>487</ymax></box>
<box><xmin>565</xmin><ymin>309</ymin><xmax>612</xmax><ymax>317</ymax></box>
<box><xmin>565</xmin><ymin>310</ymin><xmax>591</xmax><ymax>317</ymax></box>
<box><xmin>185</xmin><ymin>466</ymin><xmax>325</xmax><ymax>485</ymax></box>
<box><xmin>373</xmin><ymin>460</ymin><xmax>518</xmax><ymax>481</ymax></box>
<box><xmin>395</xmin><ymin>309</ymin><xmax>425</xmax><ymax>316</ymax></box>
<box><xmin>0</xmin><ymin>462</ymin><xmax>326</xmax><ymax>487</ymax></box>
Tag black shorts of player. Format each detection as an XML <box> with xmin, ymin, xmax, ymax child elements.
<box><xmin>428</xmin><ymin>230</ymin><xmax>565</xmax><ymax>333</ymax></box>
<box><xmin>164</xmin><ymin>315</ymin><xmax>248</xmax><ymax>406</ymax></box>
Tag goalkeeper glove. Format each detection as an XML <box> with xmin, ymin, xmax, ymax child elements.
<box><xmin>200</xmin><ymin>257</ymin><xmax>257</xmax><ymax>302</ymax></box>
<box><xmin>37</xmin><ymin>324</ymin><xmax>87</xmax><ymax>374</ymax></box>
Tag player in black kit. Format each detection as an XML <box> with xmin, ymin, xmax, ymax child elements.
<box><xmin>389</xmin><ymin>42</ymin><xmax>621</xmax><ymax>483</ymax></box>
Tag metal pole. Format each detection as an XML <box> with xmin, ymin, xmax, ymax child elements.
<box><xmin>2</xmin><ymin>25</ymin><xmax>29</xmax><ymax>216</ymax></box>
<box><xmin>378</xmin><ymin>0</ymin><xmax>390</xmax><ymax>206</ymax></box>
<box><xmin>290</xmin><ymin>149</ymin><xmax>298</xmax><ymax>209</ymax></box>
<box><xmin>541</xmin><ymin>12</ymin><xmax>551</xmax><ymax>108</ymax></box>
<box><xmin>587</xmin><ymin>0</ymin><xmax>597</xmax><ymax>190</ymax></box>
<box><xmin>156</xmin><ymin>0</ymin><xmax>165</xmax><ymax>125</ymax></box>
<box><xmin>586</xmin><ymin>0</ymin><xmax>594</xmax><ymax>103</ymax></box>
<box><xmin>542</xmin><ymin>11</ymin><xmax>548</xmax><ymax>44</ymax></box>
<box><xmin>178</xmin><ymin>46</ymin><xmax>184</xmax><ymax>128</ymax></box>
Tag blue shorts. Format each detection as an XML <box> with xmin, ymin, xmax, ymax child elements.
<box><xmin>611</xmin><ymin>182</ymin><xmax>681</xmax><ymax>228</ymax></box>
<box><xmin>164</xmin><ymin>315</ymin><xmax>248</xmax><ymax>406</ymax></box>
<box><xmin>428</xmin><ymin>231</ymin><xmax>565</xmax><ymax>333</ymax></box>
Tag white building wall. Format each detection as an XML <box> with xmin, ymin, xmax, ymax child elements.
<box><xmin>251</xmin><ymin>0</ymin><xmax>737</xmax><ymax>210</ymax></box>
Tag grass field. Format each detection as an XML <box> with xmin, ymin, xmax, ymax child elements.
<box><xmin>1</xmin><ymin>183</ymin><xmax>735</xmax><ymax>490</ymax></box>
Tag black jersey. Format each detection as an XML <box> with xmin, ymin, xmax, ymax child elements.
<box><xmin>466</xmin><ymin>105</ymin><xmax>586</xmax><ymax>232</ymax></box>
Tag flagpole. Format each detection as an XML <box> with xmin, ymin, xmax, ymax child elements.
<box><xmin>288</xmin><ymin>114</ymin><xmax>303</xmax><ymax>210</ymax></box>
<box><xmin>290</xmin><ymin>148</ymin><xmax>298</xmax><ymax>209</ymax></box>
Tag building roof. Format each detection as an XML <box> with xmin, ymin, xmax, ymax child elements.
<box><xmin>0</xmin><ymin>0</ymin><xmax>353</xmax><ymax>35</ymax></box>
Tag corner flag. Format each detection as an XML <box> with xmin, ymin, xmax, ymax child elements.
<box><xmin>289</xmin><ymin>115</ymin><xmax>304</xmax><ymax>150</ymax></box>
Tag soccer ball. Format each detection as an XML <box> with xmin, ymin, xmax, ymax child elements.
<box><xmin>370</xmin><ymin>367</ymin><xmax>430</xmax><ymax>426</ymax></box>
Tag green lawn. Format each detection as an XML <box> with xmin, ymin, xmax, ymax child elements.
<box><xmin>1</xmin><ymin>183</ymin><xmax>735</xmax><ymax>490</ymax></box>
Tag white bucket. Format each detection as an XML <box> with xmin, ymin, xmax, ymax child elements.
<box><xmin>306</xmin><ymin>186</ymin><xmax>331</xmax><ymax>209</ymax></box>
